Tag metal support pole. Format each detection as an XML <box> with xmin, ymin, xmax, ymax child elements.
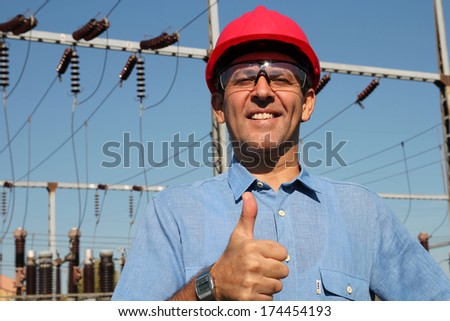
<box><xmin>208</xmin><ymin>0</ymin><xmax>229</xmax><ymax>175</ymax></box>
<box><xmin>434</xmin><ymin>0</ymin><xmax>450</xmax><ymax>232</ymax></box>
<box><xmin>46</xmin><ymin>183</ymin><xmax>58</xmax><ymax>260</ymax></box>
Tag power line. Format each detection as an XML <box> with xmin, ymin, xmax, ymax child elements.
<box><xmin>79</xmin><ymin>122</ymin><xmax>90</xmax><ymax>230</ymax></box>
<box><xmin>143</xmin><ymin>42</ymin><xmax>180</xmax><ymax>111</ymax></box>
<box><xmin>177</xmin><ymin>0</ymin><xmax>218</xmax><ymax>33</ymax></box>
<box><xmin>303</xmin><ymin>101</ymin><xmax>356</xmax><ymax>139</ymax></box>
<box><xmin>21</xmin><ymin>117</ymin><xmax>32</xmax><ymax>228</ymax></box>
<box><xmin>0</xmin><ymin>75</ymin><xmax>58</xmax><ymax>156</ymax></box>
<box><xmin>113</xmin><ymin>132</ymin><xmax>210</xmax><ymax>184</ymax></box>
<box><xmin>17</xmin><ymin>81</ymin><xmax>120</xmax><ymax>181</ymax></box>
<box><xmin>362</xmin><ymin>159</ymin><xmax>441</xmax><ymax>186</ymax></box>
<box><xmin>76</xmin><ymin>31</ymin><xmax>110</xmax><ymax>106</ymax></box>
<box><xmin>33</xmin><ymin>0</ymin><xmax>50</xmax><ymax>17</ymax></box>
<box><xmin>430</xmin><ymin>211</ymin><xmax>449</xmax><ymax>238</ymax></box>
<box><xmin>71</xmin><ymin>97</ymin><xmax>83</xmax><ymax>230</ymax></box>
<box><xmin>400</xmin><ymin>142</ymin><xmax>412</xmax><ymax>225</ymax></box>
<box><xmin>321</xmin><ymin>123</ymin><xmax>441</xmax><ymax>176</ymax></box>
<box><xmin>105</xmin><ymin>0</ymin><xmax>122</xmax><ymax>18</ymax></box>
<box><xmin>1</xmin><ymin>90</ymin><xmax>17</xmax><ymax>240</ymax></box>
<box><xmin>154</xmin><ymin>165</ymin><xmax>205</xmax><ymax>185</ymax></box>
<box><xmin>142</xmin><ymin>0</ymin><xmax>218</xmax><ymax>111</ymax></box>
<box><xmin>342</xmin><ymin>145</ymin><xmax>440</xmax><ymax>181</ymax></box>
<box><xmin>5</xmin><ymin>36</ymin><xmax>32</xmax><ymax>99</ymax></box>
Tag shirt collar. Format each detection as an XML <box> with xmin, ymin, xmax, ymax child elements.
<box><xmin>228</xmin><ymin>157</ymin><xmax>256</xmax><ymax>201</ymax></box>
<box><xmin>228</xmin><ymin>156</ymin><xmax>321</xmax><ymax>201</ymax></box>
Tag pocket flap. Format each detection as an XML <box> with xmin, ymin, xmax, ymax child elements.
<box><xmin>320</xmin><ymin>268</ymin><xmax>369</xmax><ymax>300</ymax></box>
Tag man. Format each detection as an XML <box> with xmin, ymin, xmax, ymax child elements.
<box><xmin>112</xmin><ymin>6</ymin><xmax>450</xmax><ymax>301</ymax></box>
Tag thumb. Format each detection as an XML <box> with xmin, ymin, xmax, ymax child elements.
<box><xmin>233</xmin><ymin>191</ymin><xmax>258</xmax><ymax>239</ymax></box>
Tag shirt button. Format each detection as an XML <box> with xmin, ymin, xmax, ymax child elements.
<box><xmin>256</xmin><ymin>181</ymin><xmax>264</xmax><ymax>188</ymax></box>
<box><xmin>285</xmin><ymin>254</ymin><xmax>290</xmax><ymax>262</ymax></box>
<box><xmin>347</xmin><ymin>285</ymin><xmax>353</xmax><ymax>294</ymax></box>
<box><xmin>278</xmin><ymin>210</ymin><xmax>286</xmax><ymax>217</ymax></box>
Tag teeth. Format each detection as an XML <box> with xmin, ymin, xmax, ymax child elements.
<box><xmin>251</xmin><ymin>113</ymin><xmax>274</xmax><ymax>120</ymax></box>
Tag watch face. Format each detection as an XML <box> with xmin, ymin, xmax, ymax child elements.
<box><xmin>196</xmin><ymin>275</ymin><xmax>211</xmax><ymax>293</ymax></box>
<box><xmin>196</xmin><ymin>270</ymin><xmax>214</xmax><ymax>300</ymax></box>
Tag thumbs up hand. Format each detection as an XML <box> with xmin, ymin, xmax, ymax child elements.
<box><xmin>210</xmin><ymin>192</ymin><xmax>289</xmax><ymax>301</ymax></box>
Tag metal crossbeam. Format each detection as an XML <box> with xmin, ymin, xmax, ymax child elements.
<box><xmin>321</xmin><ymin>62</ymin><xmax>440</xmax><ymax>84</ymax></box>
<box><xmin>0</xmin><ymin>180</ymin><xmax>166</xmax><ymax>192</ymax></box>
<box><xmin>1</xmin><ymin>30</ymin><xmax>208</xmax><ymax>60</ymax></box>
<box><xmin>378</xmin><ymin>193</ymin><xmax>448</xmax><ymax>201</ymax></box>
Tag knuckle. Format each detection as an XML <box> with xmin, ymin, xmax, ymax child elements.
<box><xmin>273</xmin><ymin>280</ymin><xmax>283</xmax><ymax>293</ymax></box>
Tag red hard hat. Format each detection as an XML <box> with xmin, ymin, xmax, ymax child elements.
<box><xmin>205</xmin><ymin>6</ymin><xmax>320</xmax><ymax>93</ymax></box>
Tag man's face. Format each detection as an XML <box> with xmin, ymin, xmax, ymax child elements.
<box><xmin>212</xmin><ymin>52</ymin><xmax>316</xmax><ymax>153</ymax></box>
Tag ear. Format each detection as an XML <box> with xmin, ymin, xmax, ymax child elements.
<box><xmin>301</xmin><ymin>88</ymin><xmax>316</xmax><ymax>122</ymax></box>
<box><xmin>211</xmin><ymin>92</ymin><xmax>226</xmax><ymax>124</ymax></box>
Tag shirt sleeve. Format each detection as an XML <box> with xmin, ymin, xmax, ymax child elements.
<box><xmin>370</xmin><ymin>199</ymin><xmax>450</xmax><ymax>300</ymax></box>
<box><xmin>112</xmin><ymin>195</ymin><xmax>185</xmax><ymax>300</ymax></box>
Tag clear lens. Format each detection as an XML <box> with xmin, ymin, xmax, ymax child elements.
<box><xmin>219</xmin><ymin>61</ymin><xmax>307</xmax><ymax>91</ymax></box>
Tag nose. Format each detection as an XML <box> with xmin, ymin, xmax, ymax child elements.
<box><xmin>252</xmin><ymin>73</ymin><xmax>275</xmax><ymax>99</ymax></box>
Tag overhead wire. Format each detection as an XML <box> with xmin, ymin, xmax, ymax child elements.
<box><xmin>176</xmin><ymin>0</ymin><xmax>218</xmax><ymax>33</ymax></box>
<box><xmin>33</xmin><ymin>0</ymin><xmax>50</xmax><ymax>17</ymax></box>
<box><xmin>302</xmin><ymin>101</ymin><xmax>356</xmax><ymax>140</ymax></box>
<box><xmin>5</xmin><ymin>0</ymin><xmax>49</xmax><ymax>99</ymax></box>
<box><xmin>0</xmin><ymin>75</ymin><xmax>58</xmax><ymax>156</ymax></box>
<box><xmin>71</xmin><ymin>96</ymin><xmax>83</xmax><ymax>229</ymax></box>
<box><xmin>430</xmin><ymin>211</ymin><xmax>449</xmax><ymax>239</ymax></box>
<box><xmin>77</xmin><ymin>121</ymin><xmax>90</xmax><ymax>230</ymax></box>
<box><xmin>342</xmin><ymin>145</ymin><xmax>440</xmax><ymax>181</ymax></box>
<box><xmin>1</xmin><ymin>83</ymin><xmax>17</xmax><ymax>241</ymax></box>
<box><xmin>400</xmin><ymin>142</ymin><xmax>412</xmax><ymax>225</ymax></box>
<box><xmin>21</xmin><ymin>116</ymin><xmax>32</xmax><ymax>228</ymax></box>
<box><xmin>66</xmin><ymin>0</ymin><xmax>121</xmax><ymax>229</ymax></box>
<box><xmin>435</xmin><ymin>125</ymin><xmax>448</xmax><ymax>195</ymax></box>
<box><xmin>69</xmin><ymin>48</ymin><xmax>84</xmax><ymax>230</ymax></box>
<box><xmin>112</xmin><ymin>132</ymin><xmax>211</xmax><ymax>185</ymax></box>
<box><xmin>111</xmin><ymin>1</ymin><xmax>218</xmax><ymax>189</ymax></box>
<box><xmin>105</xmin><ymin>0</ymin><xmax>122</xmax><ymax>18</ymax></box>
<box><xmin>143</xmin><ymin>42</ymin><xmax>180</xmax><ymax>111</ymax></box>
<box><xmin>303</xmin><ymin>79</ymin><xmax>379</xmax><ymax>140</ymax></box>
<box><xmin>153</xmin><ymin>165</ymin><xmax>206</xmax><ymax>185</ymax></box>
<box><xmin>5</xmin><ymin>36</ymin><xmax>32</xmax><ymax>100</ymax></box>
<box><xmin>17</xmin><ymin>81</ymin><xmax>120</xmax><ymax>181</ymax></box>
<box><xmin>428</xmin><ymin>125</ymin><xmax>449</xmax><ymax>239</ymax></box>
<box><xmin>142</xmin><ymin>0</ymin><xmax>217</xmax><ymax>111</ymax></box>
<box><xmin>321</xmin><ymin>123</ymin><xmax>441</xmax><ymax>176</ymax></box>
<box><xmin>70</xmin><ymin>0</ymin><xmax>121</xmax><ymax>106</ymax></box>
<box><xmin>76</xmin><ymin>30</ymin><xmax>109</xmax><ymax>106</ymax></box>
<box><xmin>362</xmin><ymin>159</ymin><xmax>441</xmax><ymax>186</ymax></box>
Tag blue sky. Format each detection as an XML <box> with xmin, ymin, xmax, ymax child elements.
<box><xmin>1</xmin><ymin>0</ymin><xmax>449</xmax><ymax>289</ymax></box>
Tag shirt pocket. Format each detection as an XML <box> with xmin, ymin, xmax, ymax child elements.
<box><xmin>319</xmin><ymin>268</ymin><xmax>370</xmax><ymax>301</ymax></box>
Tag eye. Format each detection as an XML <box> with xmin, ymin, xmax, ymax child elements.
<box><xmin>234</xmin><ymin>76</ymin><xmax>255</xmax><ymax>84</ymax></box>
<box><xmin>270</xmin><ymin>75</ymin><xmax>295</xmax><ymax>86</ymax></box>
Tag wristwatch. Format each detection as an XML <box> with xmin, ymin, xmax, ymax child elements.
<box><xmin>195</xmin><ymin>265</ymin><xmax>215</xmax><ymax>300</ymax></box>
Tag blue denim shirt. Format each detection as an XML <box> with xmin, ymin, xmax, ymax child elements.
<box><xmin>112</xmin><ymin>159</ymin><xmax>450</xmax><ymax>301</ymax></box>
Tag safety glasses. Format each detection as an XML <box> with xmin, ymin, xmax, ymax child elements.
<box><xmin>218</xmin><ymin>60</ymin><xmax>308</xmax><ymax>92</ymax></box>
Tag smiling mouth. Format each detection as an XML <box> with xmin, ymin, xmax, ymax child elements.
<box><xmin>251</xmin><ymin>112</ymin><xmax>276</xmax><ymax>120</ymax></box>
